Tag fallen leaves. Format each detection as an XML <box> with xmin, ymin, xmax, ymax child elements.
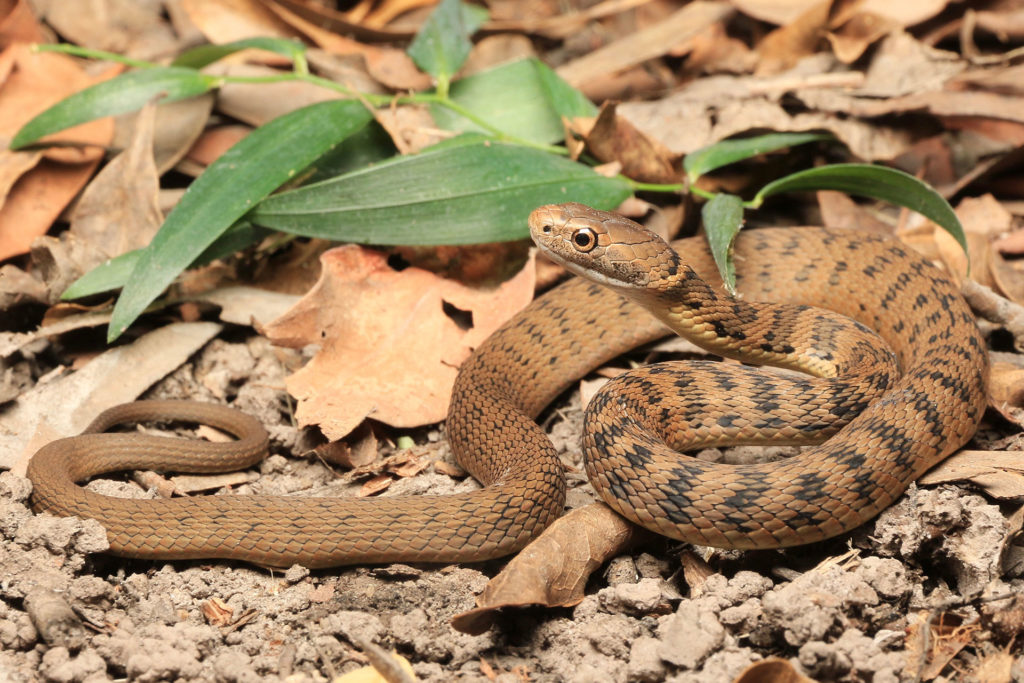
<box><xmin>451</xmin><ymin>504</ymin><xmax>653</xmax><ymax>635</ymax></box>
<box><xmin>0</xmin><ymin>44</ymin><xmax>117</xmax><ymax>261</ymax></box>
<box><xmin>263</xmin><ymin>244</ymin><xmax>535</xmax><ymax>440</ymax></box>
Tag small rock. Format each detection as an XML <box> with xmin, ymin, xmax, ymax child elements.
<box><xmin>283</xmin><ymin>564</ymin><xmax>309</xmax><ymax>584</ymax></box>
<box><xmin>39</xmin><ymin>646</ymin><xmax>105</xmax><ymax>683</ymax></box>
<box><xmin>212</xmin><ymin>650</ymin><xmax>260</xmax><ymax>683</ymax></box>
<box><xmin>598</xmin><ymin>578</ymin><xmax>662</xmax><ymax>615</ymax></box>
<box><xmin>322</xmin><ymin>610</ymin><xmax>385</xmax><ymax>647</ymax></box>
<box><xmin>656</xmin><ymin>600</ymin><xmax>725</xmax><ymax>669</ymax></box>
<box><xmin>605</xmin><ymin>556</ymin><xmax>638</xmax><ymax>586</ymax></box>
<box><xmin>628</xmin><ymin>636</ymin><xmax>667</xmax><ymax>682</ymax></box>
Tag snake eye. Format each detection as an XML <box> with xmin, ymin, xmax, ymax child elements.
<box><xmin>571</xmin><ymin>228</ymin><xmax>596</xmax><ymax>252</ymax></box>
<box><xmin>541</xmin><ymin>224</ymin><xmax>552</xmax><ymax>234</ymax></box>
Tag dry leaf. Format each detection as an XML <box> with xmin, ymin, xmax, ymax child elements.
<box><xmin>317</xmin><ymin>422</ymin><xmax>378</xmax><ymax>468</ymax></box>
<box><xmin>0</xmin><ymin>0</ymin><xmax>49</xmax><ymax>44</ymax></box>
<box><xmin>0</xmin><ymin>45</ymin><xmax>117</xmax><ymax>260</ymax></box>
<box><xmin>181</xmin><ymin>0</ymin><xmax>301</xmax><ymax>43</ymax></box>
<box><xmin>450</xmin><ymin>503</ymin><xmax>652</xmax><ymax>635</ymax></box>
<box><xmin>556</xmin><ymin>2</ymin><xmax>734</xmax><ymax>88</ymax></box>
<box><xmin>35</xmin><ymin>0</ymin><xmax>178</xmax><ymax>61</ymax></box>
<box><xmin>731</xmin><ymin>658</ymin><xmax>815</xmax><ymax>683</ymax></box>
<box><xmin>263</xmin><ymin>245</ymin><xmax>535</xmax><ymax>440</ymax></box>
<box><xmin>201</xmin><ymin>597</ymin><xmax>233</xmax><ymax>627</ymax></box>
<box><xmin>919</xmin><ymin>449</ymin><xmax>1024</xmax><ymax>499</ymax></box>
<box><xmin>332</xmin><ymin>650</ymin><xmax>417</xmax><ymax>683</ymax></box>
<box><xmin>69</xmin><ymin>101</ymin><xmax>162</xmax><ymax>260</ymax></box>
<box><xmin>586</xmin><ymin>102</ymin><xmax>679</xmax><ymax>184</ymax></box>
<box><xmin>903</xmin><ymin>613</ymin><xmax>978</xmax><ymax>681</ymax></box>
<box><xmin>756</xmin><ymin>0</ymin><xmax>830</xmax><ymax>75</ymax></box>
<box><xmin>817</xmin><ymin>190</ymin><xmax>894</xmax><ymax>235</ymax></box>
<box><xmin>263</xmin><ymin>0</ymin><xmax>430</xmax><ymax>91</ymax></box>
<box><xmin>358</xmin><ymin>474</ymin><xmax>394</xmax><ymax>497</ymax></box>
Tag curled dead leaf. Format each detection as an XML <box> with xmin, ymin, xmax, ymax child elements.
<box><xmin>586</xmin><ymin>102</ymin><xmax>679</xmax><ymax>184</ymax></box>
<box><xmin>450</xmin><ymin>503</ymin><xmax>652</xmax><ymax>635</ymax></box>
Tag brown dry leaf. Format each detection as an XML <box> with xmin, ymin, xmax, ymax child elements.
<box><xmin>34</xmin><ymin>0</ymin><xmax>178</xmax><ymax>61</ymax></box>
<box><xmin>113</xmin><ymin>95</ymin><xmax>216</xmax><ymax>174</ymax></box>
<box><xmin>186</xmin><ymin>124</ymin><xmax>251</xmax><ymax>168</ymax></box>
<box><xmin>685</xmin><ymin>21</ymin><xmax>758</xmax><ymax>74</ymax></box>
<box><xmin>213</xmin><ymin>63</ymin><xmax>341</xmax><ymax>128</ymax></box>
<box><xmin>450</xmin><ymin>503</ymin><xmax>652</xmax><ymax>635</ymax></box>
<box><xmin>0</xmin><ymin>0</ymin><xmax>49</xmax><ymax>44</ymax></box>
<box><xmin>680</xmin><ymin>550</ymin><xmax>716</xmax><ymax>593</ymax></box>
<box><xmin>272</xmin><ymin>0</ymin><xmax>417</xmax><ymax>41</ymax></box>
<box><xmin>361</xmin><ymin>0</ymin><xmax>434</xmax><ymax>27</ymax></box>
<box><xmin>316</xmin><ymin>422</ymin><xmax>379</xmax><ymax>468</ymax></box>
<box><xmin>972</xmin><ymin>651</ymin><xmax>1015</xmax><ymax>683</ymax></box>
<box><xmin>919</xmin><ymin>449</ymin><xmax>1024</xmax><ymax>499</ymax></box>
<box><xmin>263</xmin><ymin>0</ymin><xmax>430</xmax><ymax>91</ymax></box>
<box><xmin>826</xmin><ymin>11</ymin><xmax>899</xmax><ymax>64</ymax></box>
<box><xmin>585</xmin><ymin>102</ymin><xmax>678</xmax><ymax>184</ymax></box>
<box><xmin>935</xmin><ymin>194</ymin><xmax>1012</xmax><ymax>287</ymax></box>
<box><xmin>359</xmin><ymin>474</ymin><xmax>394</xmax><ymax>497</ymax></box>
<box><xmin>556</xmin><ymin>1</ymin><xmax>734</xmax><ymax>89</ymax></box>
<box><xmin>731</xmin><ymin>658</ymin><xmax>815</xmax><ymax>683</ymax></box>
<box><xmin>756</xmin><ymin>0</ymin><xmax>830</xmax><ymax>75</ymax></box>
<box><xmin>903</xmin><ymin>614</ymin><xmax>978</xmax><ymax>681</ymax></box>
<box><xmin>817</xmin><ymin>190</ymin><xmax>893</xmax><ymax>235</ymax></box>
<box><xmin>0</xmin><ymin>45</ymin><xmax>117</xmax><ymax>260</ymax></box>
<box><xmin>263</xmin><ymin>245</ymin><xmax>535</xmax><ymax>440</ymax></box>
<box><xmin>69</xmin><ymin>101</ymin><xmax>162</xmax><ymax>259</ymax></box>
<box><xmin>201</xmin><ymin>597</ymin><xmax>234</xmax><ymax>627</ymax></box>
<box><xmin>181</xmin><ymin>0</ymin><xmax>301</xmax><ymax>43</ymax></box>
<box><xmin>730</xmin><ymin>0</ymin><xmax>948</xmax><ymax>27</ymax></box>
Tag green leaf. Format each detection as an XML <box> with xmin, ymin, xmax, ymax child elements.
<box><xmin>532</xmin><ymin>60</ymin><xmax>597</xmax><ymax>119</ymax></box>
<box><xmin>407</xmin><ymin>0</ymin><xmax>483</xmax><ymax>83</ymax></box>
<box><xmin>701</xmin><ymin>193</ymin><xmax>745</xmax><ymax>295</ymax></box>
<box><xmin>432</xmin><ymin>58</ymin><xmax>576</xmax><ymax>145</ymax></box>
<box><xmin>63</xmin><ymin>222</ymin><xmax>271</xmax><ymax>299</ymax></box>
<box><xmin>303</xmin><ymin>121</ymin><xmax>397</xmax><ymax>184</ymax></box>
<box><xmin>250</xmin><ymin>137</ymin><xmax>632</xmax><ymax>245</ymax></box>
<box><xmin>10</xmin><ymin>67</ymin><xmax>219</xmax><ymax>149</ymax></box>
<box><xmin>107</xmin><ymin>100</ymin><xmax>373</xmax><ymax>341</ymax></box>
<box><xmin>684</xmin><ymin>132</ymin><xmax>832</xmax><ymax>182</ymax></box>
<box><xmin>172</xmin><ymin>37</ymin><xmax>307</xmax><ymax>69</ymax></box>
<box><xmin>753</xmin><ymin>164</ymin><xmax>968</xmax><ymax>255</ymax></box>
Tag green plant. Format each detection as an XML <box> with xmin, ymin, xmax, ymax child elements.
<box><xmin>10</xmin><ymin>0</ymin><xmax>966</xmax><ymax>340</ymax></box>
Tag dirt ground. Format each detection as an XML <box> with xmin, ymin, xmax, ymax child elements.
<box><xmin>1</xmin><ymin>335</ymin><xmax>1022</xmax><ymax>682</ymax></box>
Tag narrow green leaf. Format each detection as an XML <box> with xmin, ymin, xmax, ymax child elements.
<box><xmin>107</xmin><ymin>100</ymin><xmax>373</xmax><ymax>341</ymax></box>
<box><xmin>172</xmin><ymin>37</ymin><xmax>307</xmax><ymax>69</ymax></box>
<box><xmin>432</xmin><ymin>58</ymin><xmax>573</xmax><ymax>145</ymax></box>
<box><xmin>684</xmin><ymin>132</ymin><xmax>832</xmax><ymax>182</ymax></box>
<box><xmin>532</xmin><ymin>60</ymin><xmax>597</xmax><ymax>119</ymax></box>
<box><xmin>303</xmin><ymin>121</ymin><xmax>397</xmax><ymax>184</ymax></box>
<box><xmin>753</xmin><ymin>164</ymin><xmax>968</xmax><ymax>254</ymax></box>
<box><xmin>407</xmin><ymin>0</ymin><xmax>480</xmax><ymax>82</ymax></box>
<box><xmin>63</xmin><ymin>222</ymin><xmax>271</xmax><ymax>299</ymax></box>
<box><xmin>701</xmin><ymin>193</ymin><xmax>745</xmax><ymax>295</ymax></box>
<box><xmin>250</xmin><ymin>138</ymin><xmax>632</xmax><ymax>244</ymax></box>
<box><xmin>10</xmin><ymin>68</ymin><xmax>219</xmax><ymax>149</ymax></box>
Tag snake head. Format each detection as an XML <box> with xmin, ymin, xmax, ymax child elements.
<box><xmin>529</xmin><ymin>203</ymin><xmax>680</xmax><ymax>291</ymax></box>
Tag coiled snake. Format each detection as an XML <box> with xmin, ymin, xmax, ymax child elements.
<box><xmin>27</xmin><ymin>203</ymin><xmax>988</xmax><ymax>567</ymax></box>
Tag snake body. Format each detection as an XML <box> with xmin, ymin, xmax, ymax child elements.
<box><xmin>27</xmin><ymin>203</ymin><xmax>988</xmax><ymax>567</ymax></box>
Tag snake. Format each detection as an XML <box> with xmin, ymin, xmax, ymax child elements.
<box><xmin>26</xmin><ymin>203</ymin><xmax>988</xmax><ymax>567</ymax></box>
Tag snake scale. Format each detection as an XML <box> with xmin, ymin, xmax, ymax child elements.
<box><xmin>27</xmin><ymin>203</ymin><xmax>988</xmax><ymax>567</ymax></box>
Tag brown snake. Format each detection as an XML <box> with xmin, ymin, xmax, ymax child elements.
<box><xmin>27</xmin><ymin>203</ymin><xmax>988</xmax><ymax>567</ymax></box>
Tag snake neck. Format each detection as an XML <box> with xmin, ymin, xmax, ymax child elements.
<box><xmin>630</xmin><ymin>265</ymin><xmax>846</xmax><ymax>379</ymax></box>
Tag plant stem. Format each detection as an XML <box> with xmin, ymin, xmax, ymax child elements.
<box><xmin>34</xmin><ymin>43</ymin><xmax>157</xmax><ymax>69</ymax></box>
<box><xmin>630</xmin><ymin>180</ymin><xmax>685</xmax><ymax>194</ymax></box>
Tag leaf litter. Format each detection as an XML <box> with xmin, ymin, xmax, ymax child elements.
<box><xmin>1</xmin><ymin>0</ymin><xmax>1024</xmax><ymax>681</ymax></box>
